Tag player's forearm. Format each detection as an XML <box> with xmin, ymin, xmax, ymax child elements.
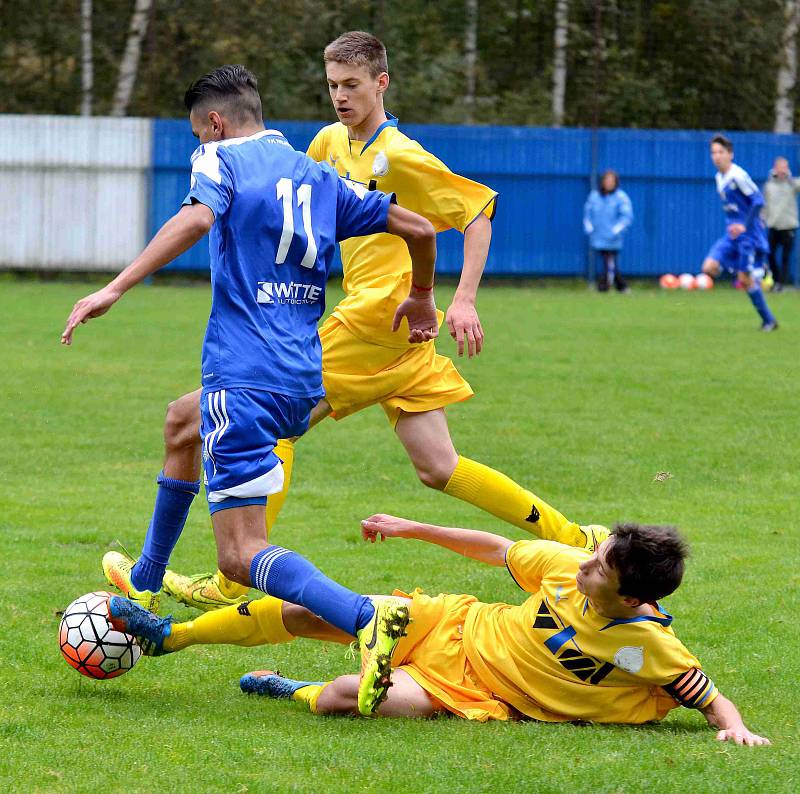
<box><xmin>700</xmin><ymin>693</ymin><xmax>747</xmax><ymax>732</ymax></box>
<box><xmin>399</xmin><ymin>521</ymin><xmax>513</xmax><ymax>566</ymax></box>
<box><xmin>108</xmin><ymin>205</ymin><xmax>213</xmax><ymax>296</ymax></box>
<box><xmin>455</xmin><ymin>214</ymin><xmax>491</xmax><ymax>304</ymax></box>
<box><xmin>387</xmin><ymin>205</ymin><xmax>436</xmax><ymax>288</ymax></box>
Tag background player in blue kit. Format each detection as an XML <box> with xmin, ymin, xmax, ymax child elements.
<box><xmin>61</xmin><ymin>65</ymin><xmax>438</xmax><ymax>713</ymax></box>
<box><xmin>701</xmin><ymin>134</ymin><xmax>778</xmax><ymax>331</ymax></box>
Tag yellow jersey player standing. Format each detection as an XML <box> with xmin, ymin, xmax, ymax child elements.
<box><xmin>102</xmin><ymin>32</ymin><xmax>605</xmax><ymax>614</ymax></box>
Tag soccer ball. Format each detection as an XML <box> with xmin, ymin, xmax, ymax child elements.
<box><xmin>659</xmin><ymin>273</ymin><xmax>679</xmax><ymax>289</ymax></box>
<box><xmin>678</xmin><ymin>273</ymin><xmax>697</xmax><ymax>290</ymax></box>
<box><xmin>59</xmin><ymin>591</ymin><xmax>141</xmax><ymax>679</ymax></box>
<box><xmin>695</xmin><ymin>273</ymin><xmax>713</xmax><ymax>290</ymax></box>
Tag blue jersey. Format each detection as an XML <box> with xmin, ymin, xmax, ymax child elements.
<box><xmin>183</xmin><ymin>129</ymin><xmax>393</xmax><ymax>397</ymax></box>
<box><xmin>715</xmin><ymin>163</ymin><xmax>768</xmax><ymax>250</ymax></box>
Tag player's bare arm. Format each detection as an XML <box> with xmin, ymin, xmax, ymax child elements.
<box><xmin>361</xmin><ymin>513</ymin><xmax>512</xmax><ymax>566</ymax></box>
<box><xmin>446</xmin><ymin>212</ymin><xmax>492</xmax><ymax>358</ymax></box>
<box><xmin>700</xmin><ymin>692</ymin><xmax>770</xmax><ymax>746</ymax></box>
<box><xmin>386</xmin><ymin>204</ymin><xmax>438</xmax><ymax>344</ymax></box>
<box><xmin>61</xmin><ymin>203</ymin><xmax>214</xmax><ymax>345</ymax></box>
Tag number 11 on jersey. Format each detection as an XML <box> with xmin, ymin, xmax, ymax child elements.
<box><xmin>275</xmin><ymin>178</ymin><xmax>317</xmax><ymax>269</ymax></box>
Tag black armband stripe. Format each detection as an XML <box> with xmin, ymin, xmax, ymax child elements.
<box><xmin>663</xmin><ymin>668</ymin><xmax>716</xmax><ymax>709</ymax></box>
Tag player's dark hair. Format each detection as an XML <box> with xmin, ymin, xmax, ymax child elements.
<box><xmin>184</xmin><ymin>65</ymin><xmax>262</xmax><ymax>124</ymax></box>
<box><xmin>599</xmin><ymin>169</ymin><xmax>619</xmax><ymax>195</ymax></box>
<box><xmin>711</xmin><ymin>133</ymin><xmax>733</xmax><ymax>153</ymax></box>
<box><xmin>324</xmin><ymin>31</ymin><xmax>388</xmax><ymax>78</ymax></box>
<box><xmin>607</xmin><ymin>523</ymin><xmax>688</xmax><ymax>603</ymax></box>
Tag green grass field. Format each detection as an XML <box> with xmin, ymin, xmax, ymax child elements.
<box><xmin>1</xmin><ymin>277</ymin><xmax>798</xmax><ymax>793</ymax></box>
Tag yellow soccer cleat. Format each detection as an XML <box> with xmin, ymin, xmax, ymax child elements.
<box><xmin>581</xmin><ymin>524</ymin><xmax>611</xmax><ymax>554</ymax></box>
<box><xmin>162</xmin><ymin>570</ymin><xmax>249</xmax><ymax>613</ymax></box>
<box><xmin>356</xmin><ymin>598</ymin><xmax>411</xmax><ymax>716</ymax></box>
<box><xmin>102</xmin><ymin>550</ymin><xmax>160</xmax><ymax>613</ymax></box>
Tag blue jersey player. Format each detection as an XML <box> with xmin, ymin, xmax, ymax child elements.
<box><xmin>61</xmin><ymin>65</ymin><xmax>438</xmax><ymax>714</ymax></box>
<box><xmin>701</xmin><ymin>134</ymin><xmax>778</xmax><ymax>331</ymax></box>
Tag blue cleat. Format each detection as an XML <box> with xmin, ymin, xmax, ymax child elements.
<box><xmin>240</xmin><ymin>670</ymin><xmax>322</xmax><ymax>699</ymax></box>
<box><xmin>107</xmin><ymin>595</ymin><xmax>174</xmax><ymax>656</ymax></box>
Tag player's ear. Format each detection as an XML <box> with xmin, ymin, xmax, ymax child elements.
<box><xmin>208</xmin><ymin>110</ymin><xmax>224</xmax><ymax>140</ymax></box>
<box><xmin>377</xmin><ymin>72</ymin><xmax>389</xmax><ymax>95</ymax></box>
<box><xmin>621</xmin><ymin>595</ymin><xmax>642</xmax><ymax>608</ymax></box>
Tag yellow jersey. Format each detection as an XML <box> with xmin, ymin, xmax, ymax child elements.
<box><xmin>307</xmin><ymin>116</ymin><xmax>498</xmax><ymax>348</ymax></box>
<box><xmin>463</xmin><ymin>540</ymin><xmax>716</xmax><ymax>724</ymax></box>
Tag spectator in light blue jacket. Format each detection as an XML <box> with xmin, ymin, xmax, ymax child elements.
<box><xmin>583</xmin><ymin>170</ymin><xmax>634</xmax><ymax>292</ymax></box>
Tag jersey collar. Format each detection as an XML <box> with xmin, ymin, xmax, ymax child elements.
<box><xmin>598</xmin><ymin>603</ymin><xmax>673</xmax><ymax>630</ymax></box>
<box><xmin>348</xmin><ymin>112</ymin><xmax>398</xmax><ymax>157</ymax></box>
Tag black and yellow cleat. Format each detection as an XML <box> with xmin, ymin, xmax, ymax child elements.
<box><xmin>162</xmin><ymin>570</ymin><xmax>249</xmax><ymax>613</ymax></box>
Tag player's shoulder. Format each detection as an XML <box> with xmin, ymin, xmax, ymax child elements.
<box><xmin>310</xmin><ymin>122</ymin><xmax>344</xmax><ymax>147</ymax></box>
<box><xmin>382</xmin><ymin>126</ymin><xmax>434</xmax><ymax>162</ymax></box>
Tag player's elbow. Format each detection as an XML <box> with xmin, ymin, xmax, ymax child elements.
<box><xmin>404</xmin><ymin>214</ymin><xmax>435</xmax><ymax>245</ymax></box>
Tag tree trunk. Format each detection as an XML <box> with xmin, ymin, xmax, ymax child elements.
<box><xmin>775</xmin><ymin>0</ymin><xmax>800</xmax><ymax>133</ymax></box>
<box><xmin>110</xmin><ymin>0</ymin><xmax>153</xmax><ymax>117</ymax></box>
<box><xmin>464</xmin><ymin>0</ymin><xmax>478</xmax><ymax>124</ymax></box>
<box><xmin>80</xmin><ymin>0</ymin><xmax>93</xmax><ymax>116</ymax></box>
<box><xmin>552</xmin><ymin>0</ymin><xmax>569</xmax><ymax>127</ymax></box>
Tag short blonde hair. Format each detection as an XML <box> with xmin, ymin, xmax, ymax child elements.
<box><xmin>324</xmin><ymin>31</ymin><xmax>388</xmax><ymax>78</ymax></box>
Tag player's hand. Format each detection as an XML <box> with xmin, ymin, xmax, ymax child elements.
<box><xmin>392</xmin><ymin>292</ymin><xmax>438</xmax><ymax>344</ymax></box>
<box><xmin>361</xmin><ymin>514</ymin><xmax>415</xmax><ymax>542</ymax></box>
<box><xmin>727</xmin><ymin>223</ymin><xmax>746</xmax><ymax>240</ymax></box>
<box><xmin>446</xmin><ymin>298</ymin><xmax>483</xmax><ymax>358</ymax></box>
<box><xmin>61</xmin><ymin>285</ymin><xmax>122</xmax><ymax>345</ymax></box>
<box><xmin>715</xmin><ymin>728</ymin><xmax>770</xmax><ymax>747</ymax></box>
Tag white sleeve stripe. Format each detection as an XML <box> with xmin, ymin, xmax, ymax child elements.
<box><xmin>191</xmin><ymin>144</ymin><xmax>222</xmax><ymax>185</ymax></box>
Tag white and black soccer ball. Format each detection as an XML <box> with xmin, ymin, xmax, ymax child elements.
<box><xmin>59</xmin><ymin>591</ymin><xmax>141</xmax><ymax>679</ymax></box>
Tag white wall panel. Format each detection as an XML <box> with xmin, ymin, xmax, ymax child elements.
<box><xmin>0</xmin><ymin>115</ymin><xmax>151</xmax><ymax>270</ymax></box>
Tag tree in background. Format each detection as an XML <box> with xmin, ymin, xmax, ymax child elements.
<box><xmin>0</xmin><ymin>0</ymin><xmax>796</xmax><ymax>131</ymax></box>
<box><xmin>775</xmin><ymin>0</ymin><xmax>800</xmax><ymax>132</ymax></box>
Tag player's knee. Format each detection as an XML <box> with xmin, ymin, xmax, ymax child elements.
<box><xmin>217</xmin><ymin>550</ymin><xmax>250</xmax><ymax>587</ymax></box>
<box><xmin>702</xmin><ymin>259</ymin><xmax>719</xmax><ymax>277</ymax></box>
<box><xmin>415</xmin><ymin>464</ymin><xmax>450</xmax><ymax>491</ymax></box>
<box><xmin>164</xmin><ymin>393</ymin><xmax>201</xmax><ymax>451</ymax></box>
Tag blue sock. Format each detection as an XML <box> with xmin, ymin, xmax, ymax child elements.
<box><xmin>130</xmin><ymin>471</ymin><xmax>200</xmax><ymax>592</ymax></box>
<box><xmin>747</xmin><ymin>285</ymin><xmax>776</xmax><ymax>325</ymax></box>
<box><xmin>249</xmin><ymin>546</ymin><xmax>374</xmax><ymax>637</ymax></box>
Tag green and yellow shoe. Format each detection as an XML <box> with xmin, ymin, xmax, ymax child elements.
<box><xmin>162</xmin><ymin>570</ymin><xmax>249</xmax><ymax>613</ymax></box>
<box><xmin>102</xmin><ymin>550</ymin><xmax>160</xmax><ymax>613</ymax></box>
<box><xmin>356</xmin><ymin>598</ymin><xmax>411</xmax><ymax>716</ymax></box>
<box><xmin>580</xmin><ymin>524</ymin><xmax>611</xmax><ymax>554</ymax></box>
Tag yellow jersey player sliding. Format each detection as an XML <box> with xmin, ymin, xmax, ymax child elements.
<box><xmin>103</xmin><ymin>31</ymin><xmax>605</xmax><ymax>615</ymax></box>
<box><xmin>108</xmin><ymin>492</ymin><xmax>768</xmax><ymax>746</ymax></box>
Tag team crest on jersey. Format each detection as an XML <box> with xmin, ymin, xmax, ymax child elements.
<box><xmin>257</xmin><ymin>281</ymin><xmax>322</xmax><ymax>305</ymax></box>
<box><xmin>372</xmin><ymin>151</ymin><xmax>389</xmax><ymax>177</ymax></box>
<box><xmin>613</xmin><ymin>646</ymin><xmax>645</xmax><ymax>674</ymax></box>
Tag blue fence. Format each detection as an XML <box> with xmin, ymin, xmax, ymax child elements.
<box><xmin>151</xmin><ymin>119</ymin><xmax>800</xmax><ymax>277</ymax></box>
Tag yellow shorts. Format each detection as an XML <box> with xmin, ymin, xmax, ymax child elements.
<box><xmin>392</xmin><ymin>589</ymin><xmax>513</xmax><ymax>722</ymax></box>
<box><xmin>320</xmin><ymin>317</ymin><xmax>474</xmax><ymax>428</ymax></box>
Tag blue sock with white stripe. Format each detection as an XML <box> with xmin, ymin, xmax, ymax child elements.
<box><xmin>747</xmin><ymin>284</ymin><xmax>776</xmax><ymax>325</ymax></box>
<box><xmin>130</xmin><ymin>471</ymin><xmax>201</xmax><ymax>592</ymax></box>
<box><xmin>249</xmin><ymin>546</ymin><xmax>374</xmax><ymax>637</ymax></box>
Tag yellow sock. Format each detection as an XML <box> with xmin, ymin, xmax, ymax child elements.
<box><xmin>217</xmin><ymin>570</ymin><xmax>249</xmax><ymax>599</ymax></box>
<box><xmin>266</xmin><ymin>438</ymin><xmax>295</xmax><ymax>537</ymax></box>
<box><xmin>164</xmin><ymin>595</ymin><xmax>294</xmax><ymax>652</ymax></box>
<box><xmin>443</xmin><ymin>456</ymin><xmax>588</xmax><ymax>547</ymax></box>
<box><xmin>293</xmin><ymin>682</ymin><xmax>331</xmax><ymax>713</ymax></box>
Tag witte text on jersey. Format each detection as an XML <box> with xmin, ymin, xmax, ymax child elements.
<box><xmin>257</xmin><ymin>281</ymin><xmax>322</xmax><ymax>305</ymax></box>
